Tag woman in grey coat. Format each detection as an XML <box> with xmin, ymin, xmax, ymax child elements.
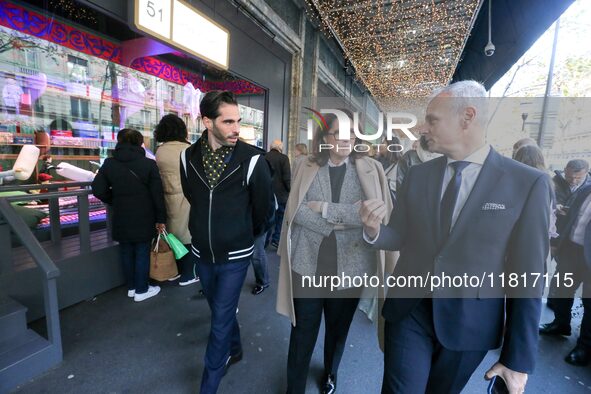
<box><xmin>282</xmin><ymin>111</ymin><xmax>389</xmax><ymax>394</ymax></box>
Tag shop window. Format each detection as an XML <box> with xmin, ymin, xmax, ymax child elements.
<box><xmin>140</xmin><ymin>109</ymin><xmax>151</xmax><ymax>127</ymax></box>
<box><xmin>67</xmin><ymin>55</ymin><xmax>89</xmax><ymax>84</ymax></box>
<box><xmin>71</xmin><ymin>97</ymin><xmax>89</xmax><ymax>121</ymax></box>
<box><xmin>168</xmin><ymin>85</ymin><xmax>176</xmax><ymax>102</ymax></box>
<box><xmin>22</xmin><ymin>87</ymin><xmax>43</xmax><ymax>114</ymax></box>
<box><xmin>140</xmin><ymin>77</ymin><xmax>150</xmax><ymax>89</ymax></box>
<box><xmin>21</xmin><ymin>49</ymin><xmax>38</xmax><ymax>69</ymax></box>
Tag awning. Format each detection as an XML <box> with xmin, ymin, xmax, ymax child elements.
<box><xmin>452</xmin><ymin>0</ymin><xmax>575</xmax><ymax>89</ymax></box>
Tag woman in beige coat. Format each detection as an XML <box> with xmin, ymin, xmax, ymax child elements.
<box><xmin>276</xmin><ymin>111</ymin><xmax>395</xmax><ymax>394</ymax></box>
<box><xmin>154</xmin><ymin>114</ymin><xmax>199</xmax><ymax>286</ymax></box>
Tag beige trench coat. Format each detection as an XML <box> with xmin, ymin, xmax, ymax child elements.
<box><xmin>276</xmin><ymin>155</ymin><xmax>397</xmax><ymax>348</ymax></box>
<box><xmin>155</xmin><ymin>141</ymin><xmax>192</xmax><ymax>245</ymax></box>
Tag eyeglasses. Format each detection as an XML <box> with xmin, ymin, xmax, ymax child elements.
<box><xmin>326</xmin><ymin>132</ymin><xmax>356</xmax><ymax>141</ymax></box>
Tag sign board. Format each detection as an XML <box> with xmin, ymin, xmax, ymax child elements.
<box><xmin>133</xmin><ymin>0</ymin><xmax>229</xmax><ymax>69</ymax></box>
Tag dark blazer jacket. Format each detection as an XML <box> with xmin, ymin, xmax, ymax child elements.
<box><xmin>372</xmin><ymin>148</ymin><xmax>551</xmax><ymax>374</ymax></box>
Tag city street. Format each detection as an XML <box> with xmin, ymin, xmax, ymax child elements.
<box><xmin>13</xmin><ymin>251</ymin><xmax>591</xmax><ymax>394</ymax></box>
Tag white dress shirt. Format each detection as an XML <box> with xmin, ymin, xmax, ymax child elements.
<box><xmin>442</xmin><ymin>145</ymin><xmax>490</xmax><ymax>229</ymax></box>
<box><xmin>364</xmin><ymin>145</ymin><xmax>491</xmax><ymax>243</ymax></box>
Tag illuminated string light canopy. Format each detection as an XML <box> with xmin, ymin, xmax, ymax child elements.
<box><xmin>304</xmin><ymin>0</ymin><xmax>481</xmax><ymax>103</ymax></box>
<box><xmin>49</xmin><ymin>0</ymin><xmax>98</xmax><ymax>25</ymax></box>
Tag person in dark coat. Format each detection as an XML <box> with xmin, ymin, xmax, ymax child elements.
<box><xmin>545</xmin><ymin>159</ymin><xmax>590</xmax><ymax>310</ymax></box>
<box><xmin>552</xmin><ymin>159</ymin><xmax>590</xmax><ymax>206</ymax></box>
<box><xmin>265</xmin><ymin>139</ymin><xmax>290</xmax><ymax>248</ymax></box>
<box><xmin>92</xmin><ymin>128</ymin><xmax>167</xmax><ymax>302</ymax></box>
<box><xmin>361</xmin><ymin>81</ymin><xmax>551</xmax><ymax>394</ymax></box>
<box><xmin>541</xmin><ymin>183</ymin><xmax>591</xmax><ymax>366</ymax></box>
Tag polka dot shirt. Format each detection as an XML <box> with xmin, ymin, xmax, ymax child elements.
<box><xmin>200</xmin><ymin>134</ymin><xmax>234</xmax><ymax>188</ymax></box>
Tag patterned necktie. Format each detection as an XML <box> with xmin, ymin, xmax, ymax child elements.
<box><xmin>440</xmin><ymin>161</ymin><xmax>470</xmax><ymax>240</ymax></box>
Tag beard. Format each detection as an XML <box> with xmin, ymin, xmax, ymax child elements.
<box><xmin>210</xmin><ymin>125</ymin><xmax>238</xmax><ymax>147</ymax></box>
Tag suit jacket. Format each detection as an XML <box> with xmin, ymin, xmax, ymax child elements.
<box><xmin>555</xmin><ymin>183</ymin><xmax>591</xmax><ymax>266</ymax></box>
<box><xmin>373</xmin><ymin>148</ymin><xmax>551</xmax><ymax>373</ymax></box>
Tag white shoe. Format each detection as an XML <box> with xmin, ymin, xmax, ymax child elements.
<box><xmin>179</xmin><ymin>277</ymin><xmax>200</xmax><ymax>286</ymax></box>
<box><xmin>127</xmin><ymin>290</ymin><xmax>135</xmax><ymax>298</ymax></box>
<box><xmin>167</xmin><ymin>274</ymin><xmax>181</xmax><ymax>281</ymax></box>
<box><xmin>134</xmin><ymin>286</ymin><xmax>160</xmax><ymax>302</ymax></box>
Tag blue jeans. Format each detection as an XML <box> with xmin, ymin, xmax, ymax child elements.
<box><xmin>266</xmin><ymin>202</ymin><xmax>286</xmax><ymax>245</ymax></box>
<box><xmin>251</xmin><ymin>232</ymin><xmax>269</xmax><ymax>287</ymax></box>
<box><xmin>196</xmin><ymin>258</ymin><xmax>250</xmax><ymax>394</ymax></box>
<box><xmin>119</xmin><ymin>241</ymin><xmax>151</xmax><ymax>294</ymax></box>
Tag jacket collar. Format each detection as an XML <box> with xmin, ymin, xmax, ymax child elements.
<box><xmin>188</xmin><ymin>130</ymin><xmax>258</xmax><ymax>186</ymax></box>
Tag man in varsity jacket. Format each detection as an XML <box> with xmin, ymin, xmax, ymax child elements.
<box><xmin>180</xmin><ymin>90</ymin><xmax>274</xmax><ymax>394</ymax></box>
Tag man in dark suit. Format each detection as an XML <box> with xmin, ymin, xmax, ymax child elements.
<box><xmin>360</xmin><ymin>80</ymin><xmax>551</xmax><ymax>394</ymax></box>
<box><xmin>540</xmin><ymin>183</ymin><xmax>591</xmax><ymax>365</ymax></box>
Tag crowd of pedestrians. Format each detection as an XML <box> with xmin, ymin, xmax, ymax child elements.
<box><xmin>90</xmin><ymin>82</ymin><xmax>591</xmax><ymax>394</ymax></box>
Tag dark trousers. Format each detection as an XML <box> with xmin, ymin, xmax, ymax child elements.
<box><xmin>552</xmin><ymin>241</ymin><xmax>591</xmax><ymax>348</ymax></box>
<box><xmin>267</xmin><ymin>202</ymin><xmax>286</xmax><ymax>245</ymax></box>
<box><xmin>196</xmin><ymin>259</ymin><xmax>250</xmax><ymax>394</ymax></box>
<box><xmin>251</xmin><ymin>232</ymin><xmax>269</xmax><ymax>287</ymax></box>
<box><xmin>382</xmin><ymin>299</ymin><xmax>487</xmax><ymax>394</ymax></box>
<box><xmin>286</xmin><ymin>296</ymin><xmax>359</xmax><ymax>394</ymax></box>
<box><xmin>119</xmin><ymin>241</ymin><xmax>150</xmax><ymax>294</ymax></box>
<box><xmin>178</xmin><ymin>244</ymin><xmax>197</xmax><ymax>282</ymax></box>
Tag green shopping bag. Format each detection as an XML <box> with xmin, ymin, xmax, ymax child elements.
<box><xmin>163</xmin><ymin>230</ymin><xmax>189</xmax><ymax>259</ymax></box>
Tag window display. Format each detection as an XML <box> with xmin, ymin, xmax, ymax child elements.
<box><xmin>0</xmin><ymin>1</ymin><xmax>267</xmax><ymax>185</ymax></box>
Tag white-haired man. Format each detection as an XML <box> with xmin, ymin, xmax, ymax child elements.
<box><xmin>361</xmin><ymin>80</ymin><xmax>551</xmax><ymax>393</ymax></box>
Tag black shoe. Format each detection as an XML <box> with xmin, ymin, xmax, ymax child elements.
<box><xmin>539</xmin><ymin>320</ymin><xmax>571</xmax><ymax>336</ymax></box>
<box><xmin>321</xmin><ymin>374</ymin><xmax>336</xmax><ymax>394</ymax></box>
<box><xmin>251</xmin><ymin>285</ymin><xmax>268</xmax><ymax>295</ymax></box>
<box><xmin>565</xmin><ymin>345</ymin><xmax>591</xmax><ymax>366</ymax></box>
<box><xmin>271</xmin><ymin>241</ymin><xmax>279</xmax><ymax>249</ymax></box>
<box><xmin>224</xmin><ymin>350</ymin><xmax>243</xmax><ymax>375</ymax></box>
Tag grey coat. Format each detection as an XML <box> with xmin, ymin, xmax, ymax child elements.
<box><xmin>290</xmin><ymin>162</ymin><xmax>375</xmax><ymax>285</ymax></box>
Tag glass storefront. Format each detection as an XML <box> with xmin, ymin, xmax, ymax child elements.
<box><xmin>0</xmin><ymin>1</ymin><xmax>266</xmax><ymax>183</ymax></box>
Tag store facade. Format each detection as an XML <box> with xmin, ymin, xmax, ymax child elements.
<box><xmin>0</xmin><ymin>0</ymin><xmax>294</xmax><ymax>322</ymax></box>
<box><xmin>0</xmin><ymin>0</ymin><xmax>369</xmax><ymax>319</ymax></box>
<box><xmin>0</xmin><ymin>0</ymin><xmax>292</xmax><ymax>181</ymax></box>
